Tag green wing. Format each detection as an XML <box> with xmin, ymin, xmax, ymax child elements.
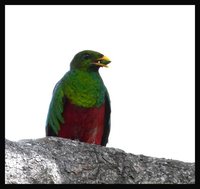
<box><xmin>46</xmin><ymin>80</ymin><xmax>65</xmax><ymax>135</ymax></box>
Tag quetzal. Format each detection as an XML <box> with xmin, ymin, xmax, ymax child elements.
<box><xmin>46</xmin><ymin>50</ymin><xmax>111</xmax><ymax>146</ymax></box>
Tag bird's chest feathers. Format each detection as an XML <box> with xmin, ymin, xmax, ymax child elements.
<box><xmin>64</xmin><ymin>71</ymin><xmax>106</xmax><ymax>108</ymax></box>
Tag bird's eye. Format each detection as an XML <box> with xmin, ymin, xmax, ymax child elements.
<box><xmin>83</xmin><ymin>53</ymin><xmax>91</xmax><ymax>59</ymax></box>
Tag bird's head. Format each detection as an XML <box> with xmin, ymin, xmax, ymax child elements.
<box><xmin>70</xmin><ymin>50</ymin><xmax>111</xmax><ymax>72</ymax></box>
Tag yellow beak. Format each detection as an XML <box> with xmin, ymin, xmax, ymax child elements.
<box><xmin>97</xmin><ymin>56</ymin><xmax>111</xmax><ymax>62</ymax></box>
<box><xmin>92</xmin><ymin>56</ymin><xmax>111</xmax><ymax>68</ymax></box>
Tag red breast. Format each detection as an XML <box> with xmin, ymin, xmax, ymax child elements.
<box><xmin>58</xmin><ymin>100</ymin><xmax>105</xmax><ymax>145</ymax></box>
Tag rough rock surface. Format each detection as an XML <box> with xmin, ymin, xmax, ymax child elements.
<box><xmin>5</xmin><ymin>137</ymin><xmax>195</xmax><ymax>184</ymax></box>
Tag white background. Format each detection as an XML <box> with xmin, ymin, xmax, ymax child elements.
<box><xmin>5</xmin><ymin>5</ymin><xmax>195</xmax><ymax>162</ymax></box>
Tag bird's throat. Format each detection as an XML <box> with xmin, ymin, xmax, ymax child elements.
<box><xmin>63</xmin><ymin>70</ymin><xmax>106</xmax><ymax>108</ymax></box>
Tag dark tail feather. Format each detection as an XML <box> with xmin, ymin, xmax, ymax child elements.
<box><xmin>46</xmin><ymin>125</ymin><xmax>57</xmax><ymax>136</ymax></box>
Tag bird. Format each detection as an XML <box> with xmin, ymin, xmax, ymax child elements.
<box><xmin>46</xmin><ymin>50</ymin><xmax>111</xmax><ymax>146</ymax></box>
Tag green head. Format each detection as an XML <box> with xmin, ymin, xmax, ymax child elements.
<box><xmin>70</xmin><ymin>50</ymin><xmax>111</xmax><ymax>72</ymax></box>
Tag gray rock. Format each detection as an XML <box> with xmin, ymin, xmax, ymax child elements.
<box><xmin>5</xmin><ymin>137</ymin><xmax>195</xmax><ymax>184</ymax></box>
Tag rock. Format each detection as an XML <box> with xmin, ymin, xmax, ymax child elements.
<box><xmin>5</xmin><ymin>137</ymin><xmax>195</xmax><ymax>184</ymax></box>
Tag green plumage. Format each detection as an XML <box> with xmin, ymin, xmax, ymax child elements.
<box><xmin>47</xmin><ymin>81</ymin><xmax>65</xmax><ymax>134</ymax></box>
<box><xmin>46</xmin><ymin>50</ymin><xmax>111</xmax><ymax>136</ymax></box>
<box><xmin>47</xmin><ymin>70</ymin><xmax>108</xmax><ymax>134</ymax></box>
<box><xmin>63</xmin><ymin>70</ymin><xmax>106</xmax><ymax>108</ymax></box>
